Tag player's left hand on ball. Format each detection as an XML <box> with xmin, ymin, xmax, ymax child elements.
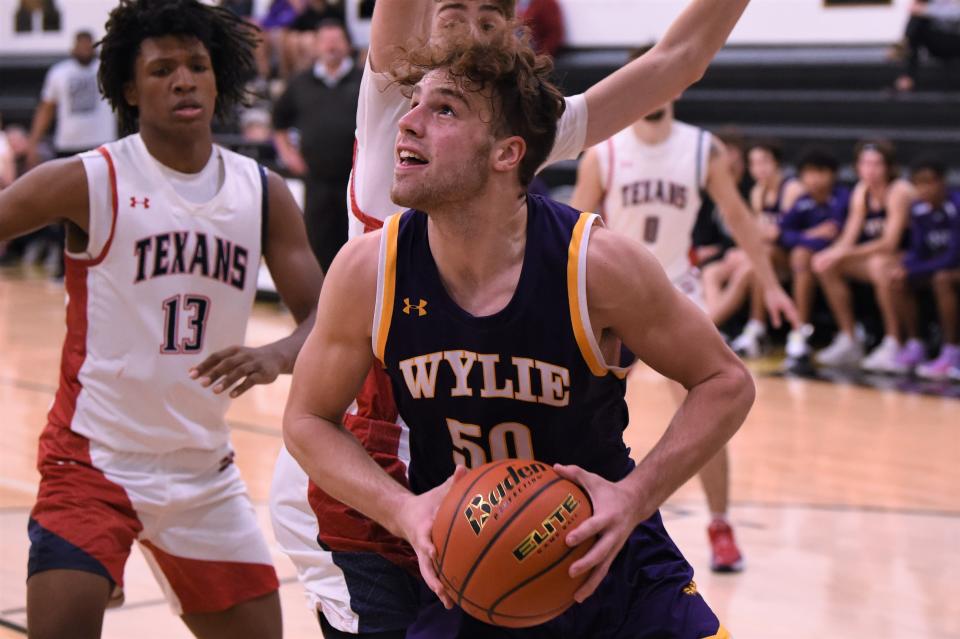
<box><xmin>762</xmin><ymin>283</ymin><xmax>799</xmax><ymax>330</ymax></box>
<box><xmin>189</xmin><ymin>345</ymin><xmax>286</xmax><ymax>398</ymax></box>
<box><xmin>396</xmin><ymin>465</ymin><xmax>468</xmax><ymax>610</ymax></box>
<box><xmin>554</xmin><ymin>464</ymin><xmax>642</xmax><ymax>604</ymax></box>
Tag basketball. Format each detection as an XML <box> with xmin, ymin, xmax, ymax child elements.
<box><xmin>431</xmin><ymin>460</ymin><xmax>595</xmax><ymax>628</ymax></box>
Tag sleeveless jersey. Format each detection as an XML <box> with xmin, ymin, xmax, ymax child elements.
<box><xmin>596</xmin><ymin>121</ymin><xmax>710</xmax><ymax>281</ymax></box>
<box><xmin>49</xmin><ymin>133</ymin><xmax>264</xmax><ymax>454</ymax></box>
<box><xmin>760</xmin><ymin>177</ymin><xmax>792</xmax><ymax>226</ymax></box>
<box><xmin>372</xmin><ymin>195</ymin><xmax>632</xmax><ymax>495</ymax></box>
<box><xmin>859</xmin><ymin>186</ymin><xmax>887</xmax><ymax>243</ymax></box>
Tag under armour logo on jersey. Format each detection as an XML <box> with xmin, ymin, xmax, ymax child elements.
<box><xmin>403</xmin><ymin>298</ymin><xmax>428</xmax><ymax>317</ymax></box>
<box><xmin>130</xmin><ymin>196</ymin><xmax>150</xmax><ymax>209</ymax></box>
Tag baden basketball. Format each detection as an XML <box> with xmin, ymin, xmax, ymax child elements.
<box><xmin>431</xmin><ymin>459</ymin><xmax>595</xmax><ymax>628</ymax></box>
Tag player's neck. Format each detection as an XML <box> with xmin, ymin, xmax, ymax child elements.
<box><xmin>426</xmin><ymin>192</ymin><xmax>528</xmax><ymax>316</ymax></box>
<box><xmin>138</xmin><ymin>125</ymin><xmax>214</xmax><ymax>174</ymax></box>
<box><xmin>631</xmin><ymin>118</ymin><xmax>672</xmax><ymax>145</ymax></box>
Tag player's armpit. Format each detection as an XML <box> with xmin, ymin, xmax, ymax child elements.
<box><xmin>585</xmin><ymin>227</ymin><xmax>738</xmax><ymax>392</ymax></box>
<box><xmin>0</xmin><ymin>157</ymin><xmax>89</xmax><ymax>242</ymax></box>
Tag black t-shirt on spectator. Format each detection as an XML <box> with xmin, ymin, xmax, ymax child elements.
<box><xmin>272</xmin><ymin>62</ymin><xmax>361</xmax><ymax>182</ymax></box>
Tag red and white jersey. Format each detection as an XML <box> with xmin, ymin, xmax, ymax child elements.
<box><xmin>50</xmin><ymin>133</ymin><xmax>264</xmax><ymax>454</ymax></box>
<box><xmin>348</xmin><ymin>56</ymin><xmax>589</xmax><ymax>237</ymax></box>
<box><xmin>595</xmin><ymin>121</ymin><xmax>711</xmax><ymax>282</ymax></box>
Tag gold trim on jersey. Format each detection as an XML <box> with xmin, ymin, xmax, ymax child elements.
<box><xmin>704</xmin><ymin>625</ymin><xmax>731</xmax><ymax>639</ymax></box>
<box><xmin>373</xmin><ymin>213</ymin><xmax>401</xmax><ymax>365</ymax></box>
<box><xmin>566</xmin><ymin>212</ymin><xmax>632</xmax><ymax>380</ymax></box>
<box><xmin>567</xmin><ymin>212</ymin><xmax>608</xmax><ymax>376</ymax></box>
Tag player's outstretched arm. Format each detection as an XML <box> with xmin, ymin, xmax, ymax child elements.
<box><xmin>190</xmin><ymin>171</ymin><xmax>323</xmax><ymax>397</ymax></box>
<box><xmin>282</xmin><ymin>233</ymin><xmax>460</xmax><ymax>607</ymax></box>
<box><xmin>368</xmin><ymin>0</ymin><xmax>435</xmax><ymax>72</ymax></box>
<box><xmin>705</xmin><ymin>136</ymin><xmax>799</xmax><ymax>328</ymax></box>
<box><xmin>0</xmin><ymin>158</ymin><xmax>88</xmax><ymax>242</ymax></box>
<box><xmin>581</xmin><ymin>0</ymin><xmax>751</xmax><ymax>148</ymax></box>
<box><xmin>557</xmin><ymin>227</ymin><xmax>755</xmax><ymax>602</ymax></box>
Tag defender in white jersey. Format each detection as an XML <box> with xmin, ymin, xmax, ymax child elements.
<box><xmin>570</xmin><ymin>47</ymin><xmax>797</xmax><ymax>575</ymax></box>
<box><xmin>0</xmin><ymin>2</ymin><xmax>322</xmax><ymax>638</ymax></box>
<box><xmin>269</xmin><ymin>1</ymin><xmax>778</xmax><ymax>636</ymax></box>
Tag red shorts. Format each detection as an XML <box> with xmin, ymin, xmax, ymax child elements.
<box><xmin>29</xmin><ymin>423</ymin><xmax>279</xmax><ymax>615</ymax></box>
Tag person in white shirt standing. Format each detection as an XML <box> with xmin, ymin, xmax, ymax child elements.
<box><xmin>28</xmin><ymin>30</ymin><xmax>117</xmax><ymax>164</ymax></box>
<box><xmin>27</xmin><ymin>30</ymin><xmax>119</xmax><ymax>278</ymax></box>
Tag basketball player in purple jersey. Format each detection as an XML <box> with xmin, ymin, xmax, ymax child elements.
<box><xmin>892</xmin><ymin>158</ymin><xmax>960</xmax><ymax>379</ymax></box>
<box><xmin>271</xmin><ymin>1</ymin><xmax>793</xmax><ymax>636</ymax></box>
<box><xmin>0</xmin><ymin>1</ymin><xmax>322</xmax><ymax>637</ymax></box>
<box><xmin>285</xmin><ymin>27</ymin><xmax>752</xmax><ymax>639</ymax></box>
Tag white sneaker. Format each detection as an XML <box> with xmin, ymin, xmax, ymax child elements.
<box><xmin>785</xmin><ymin>324</ymin><xmax>814</xmax><ymax>359</ymax></box>
<box><xmin>815</xmin><ymin>332</ymin><xmax>864</xmax><ymax>367</ymax></box>
<box><xmin>731</xmin><ymin>320</ymin><xmax>766</xmax><ymax>359</ymax></box>
<box><xmin>860</xmin><ymin>336</ymin><xmax>904</xmax><ymax>373</ymax></box>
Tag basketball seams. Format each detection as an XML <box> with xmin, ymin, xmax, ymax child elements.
<box><xmin>436</xmin><ymin>569</ymin><xmax>573</xmax><ymax>623</ymax></box>
<box><xmin>456</xmin><ymin>476</ymin><xmax>565</xmax><ymax>608</ymax></box>
<box><xmin>435</xmin><ymin>460</ymin><xmax>513</xmax><ymax>576</ymax></box>
<box><xmin>486</xmin><ymin>538</ymin><xmax>583</xmax><ymax>623</ymax></box>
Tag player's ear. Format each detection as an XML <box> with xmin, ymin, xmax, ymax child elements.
<box><xmin>491</xmin><ymin>135</ymin><xmax>526</xmax><ymax>175</ymax></box>
<box><xmin>124</xmin><ymin>80</ymin><xmax>138</xmax><ymax>108</ymax></box>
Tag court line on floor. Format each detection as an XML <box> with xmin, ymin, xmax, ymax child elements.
<box><xmin>0</xmin><ymin>618</ymin><xmax>26</xmax><ymax>635</ymax></box>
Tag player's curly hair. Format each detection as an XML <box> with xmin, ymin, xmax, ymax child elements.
<box><xmin>98</xmin><ymin>0</ymin><xmax>258</xmax><ymax>135</ymax></box>
<box><xmin>390</xmin><ymin>24</ymin><xmax>565</xmax><ymax>188</ymax></box>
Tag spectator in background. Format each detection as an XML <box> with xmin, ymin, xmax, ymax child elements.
<box><xmin>813</xmin><ymin>141</ymin><xmax>917</xmax><ymax>372</ymax></box>
<box><xmin>27</xmin><ymin>30</ymin><xmax>117</xmax><ymax>279</ymax></box>
<box><xmin>892</xmin><ymin>158</ymin><xmax>960</xmax><ymax>378</ymax></box>
<box><xmin>273</xmin><ymin>19</ymin><xmax>359</xmax><ymax>272</ymax></box>
<box><xmin>773</xmin><ymin>148</ymin><xmax>849</xmax><ymax>363</ymax></box>
<box><xmin>895</xmin><ymin>0</ymin><xmax>960</xmax><ymax>91</ymax></box>
<box><xmin>286</xmin><ymin>0</ymin><xmax>347</xmax><ymax>75</ymax></box>
<box><xmin>256</xmin><ymin>0</ymin><xmax>305</xmax><ymax>80</ymax></box>
<box><xmin>727</xmin><ymin>139</ymin><xmax>806</xmax><ymax>357</ymax></box>
<box><xmin>517</xmin><ymin>0</ymin><xmax>565</xmax><ymax>57</ymax></box>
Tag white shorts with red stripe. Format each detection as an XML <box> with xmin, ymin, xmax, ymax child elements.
<box><xmin>29</xmin><ymin>423</ymin><xmax>278</xmax><ymax>615</ymax></box>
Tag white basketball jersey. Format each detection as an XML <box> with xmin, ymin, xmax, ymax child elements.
<box><xmin>50</xmin><ymin>134</ymin><xmax>264</xmax><ymax>454</ymax></box>
<box><xmin>596</xmin><ymin>121</ymin><xmax>711</xmax><ymax>281</ymax></box>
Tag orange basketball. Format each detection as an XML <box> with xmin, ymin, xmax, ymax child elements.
<box><xmin>431</xmin><ymin>459</ymin><xmax>594</xmax><ymax>628</ymax></box>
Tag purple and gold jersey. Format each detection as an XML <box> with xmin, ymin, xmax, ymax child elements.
<box><xmin>371</xmin><ymin>195</ymin><xmax>632</xmax><ymax>495</ymax></box>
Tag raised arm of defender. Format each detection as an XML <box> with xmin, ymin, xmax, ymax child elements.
<box><xmin>369</xmin><ymin>0</ymin><xmax>752</xmax><ymax>149</ymax></box>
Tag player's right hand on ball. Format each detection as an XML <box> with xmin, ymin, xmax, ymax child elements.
<box><xmin>394</xmin><ymin>465</ymin><xmax>468</xmax><ymax>609</ymax></box>
<box><xmin>554</xmin><ymin>464</ymin><xmax>644</xmax><ymax>604</ymax></box>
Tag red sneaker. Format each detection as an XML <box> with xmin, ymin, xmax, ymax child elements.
<box><xmin>708</xmin><ymin>519</ymin><xmax>744</xmax><ymax>573</ymax></box>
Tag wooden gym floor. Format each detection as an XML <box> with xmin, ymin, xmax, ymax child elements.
<box><xmin>0</xmin><ymin>270</ymin><xmax>957</xmax><ymax>638</ymax></box>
